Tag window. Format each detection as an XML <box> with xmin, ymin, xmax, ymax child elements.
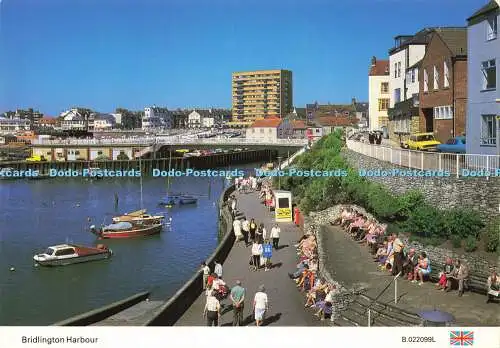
<box><xmin>487</xmin><ymin>16</ymin><xmax>498</xmax><ymax>41</ymax></box>
<box><xmin>411</xmin><ymin>69</ymin><xmax>416</xmax><ymax>83</ymax></box>
<box><xmin>433</xmin><ymin>105</ymin><xmax>453</xmax><ymax>120</ymax></box>
<box><xmin>481</xmin><ymin>115</ymin><xmax>497</xmax><ymax>145</ymax></box>
<box><xmin>378</xmin><ymin>99</ymin><xmax>389</xmax><ymax>111</ymax></box>
<box><xmin>481</xmin><ymin>59</ymin><xmax>496</xmax><ymax>90</ymax></box>
<box><xmin>394</xmin><ymin>88</ymin><xmax>401</xmax><ymax>103</ymax></box>
<box><xmin>444</xmin><ymin>62</ymin><xmax>449</xmax><ymax>88</ymax></box>
<box><xmin>433</xmin><ymin>66</ymin><xmax>439</xmax><ymax>89</ymax></box>
<box><xmin>381</xmin><ymin>82</ymin><xmax>389</xmax><ymax>93</ymax></box>
<box><xmin>397</xmin><ymin>62</ymin><xmax>401</xmax><ymax>77</ymax></box>
<box><xmin>260</xmin><ymin>128</ymin><xmax>264</xmax><ymax>133</ymax></box>
<box><xmin>424</xmin><ymin>69</ymin><xmax>428</xmax><ymax>92</ymax></box>
<box><xmin>394</xmin><ymin>62</ymin><xmax>397</xmax><ymax>77</ymax></box>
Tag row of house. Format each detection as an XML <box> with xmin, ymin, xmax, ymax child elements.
<box><xmin>368</xmin><ymin>0</ymin><xmax>499</xmax><ymax>155</ymax></box>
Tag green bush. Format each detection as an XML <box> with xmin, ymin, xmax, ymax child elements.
<box><xmin>402</xmin><ymin>204</ymin><xmax>446</xmax><ymax>239</ymax></box>
<box><xmin>444</xmin><ymin>208</ymin><xmax>484</xmax><ymax>239</ymax></box>
<box><xmin>483</xmin><ymin>217</ymin><xmax>499</xmax><ymax>252</ymax></box>
<box><xmin>464</xmin><ymin>236</ymin><xmax>478</xmax><ymax>252</ymax></box>
<box><xmin>397</xmin><ymin>190</ymin><xmax>425</xmax><ymax>220</ymax></box>
<box><xmin>450</xmin><ymin>235</ymin><xmax>462</xmax><ymax>249</ymax></box>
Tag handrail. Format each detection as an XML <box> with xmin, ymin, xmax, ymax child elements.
<box><xmin>366</xmin><ymin>271</ymin><xmax>401</xmax><ymax>327</ymax></box>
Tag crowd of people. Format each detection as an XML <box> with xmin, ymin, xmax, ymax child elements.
<box><xmin>287</xmin><ymin>229</ymin><xmax>339</xmax><ymax>321</ymax></box>
<box><xmin>333</xmin><ymin>206</ymin><xmax>499</xmax><ymax>301</ymax></box>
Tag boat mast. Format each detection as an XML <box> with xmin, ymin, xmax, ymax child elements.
<box><xmin>139</xmin><ymin>156</ymin><xmax>143</xmax><ymax>209</ymax></box>
<box><xmin>167</xmin><ymin>148</ymin><xmax>172</xmax><ymax>194</ymax></box>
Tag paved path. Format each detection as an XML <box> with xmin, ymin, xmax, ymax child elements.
<box><xmin>176</xmin><ymin>191</ymin><xmax>322</xmax><ymax>326</ymax></box>
<box><xmin>320</xmin><ymin>226</ymin><xmax>499</xmax><ymax>326</ymax></box>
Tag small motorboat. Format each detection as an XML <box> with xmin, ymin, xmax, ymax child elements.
<box><xmin>112</xmin><ymin>209</ymin><xmax>164</xmax><ymax>224</ymax></box>
<box><xmin>33</xmin><ymin>244</ymin><xmax>112</xmax><ymax>266</ymax></box>
<box><xmin>179</xmin><ymin>195</ymin><xmax>198</xmax><ymax>205</ymax></box>
<box><xmin>91</xmin><ymin>221</ymin><xmax>163</xmax><ymax>239</ymax></box>
<box><xmin>158</xmin><ymin>195</ymin><xmax>176</xmax><ymax>206</ymax></box>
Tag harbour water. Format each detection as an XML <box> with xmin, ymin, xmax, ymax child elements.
<box><xmin>0</xmin><ymin>167</ymin><xmax>251</xmax><ymax>325</ymax></box>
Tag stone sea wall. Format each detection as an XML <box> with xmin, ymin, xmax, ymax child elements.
<box><xmin>342</xmin><ymin>149</ymin><xmax>500</xmax><ymax>221</ymax></box>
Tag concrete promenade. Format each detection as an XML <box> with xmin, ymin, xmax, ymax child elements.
<box><xmin>176</xmin><ymin>190</ymin><xmax>322</xmax><ymax>326</ymax></box>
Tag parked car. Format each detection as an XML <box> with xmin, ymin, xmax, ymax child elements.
<box><xmin>26</xmin><ymin>155</ymin><xmax>47</xmax><ymax>162</ymax></box>
<box><xmin>404</xmin><ymin>133</ymin><xmax>441</xmax><ymax>151</ymax></box>
<box><xmin>437</xmin><ymin>136</ymin><xmax>466</xmax><ymax>154</ymax></box>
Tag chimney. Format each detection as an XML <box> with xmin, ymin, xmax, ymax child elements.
<box><xmin>371</xmin><ymin>56</ymin><xmax>377</xmax><ymax>66</ymax></box>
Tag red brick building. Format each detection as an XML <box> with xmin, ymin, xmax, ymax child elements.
<box><xmin>419</xmin><ymin>28</ymin><xmax>468</xmax><ymax>143</ymax></box>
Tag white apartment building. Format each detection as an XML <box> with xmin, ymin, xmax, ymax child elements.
<box><xmin>0</xmin><ymin>117</ymin><xmax>31</xmax><ymax>134</ymax></box>
<box><xmin>187</xmin><ymin>110</ymin><xmax>202</xmax><ymax>128</ymax></box>
<box><xmin>388</xmin><ymin>33</ymin><xmax>429</xmax><ymax>109</ymax></box>
<box><xmin>93</xmin><ymin>113</ymin><xmax>116</xmax><ymax>130</ymax></box>
<box><xmin>245</xmin><ymin>117</ymin><xmax>292</xmax><ymax>142</ymax></box>
<box><xmin>368</xmin><ymin>57</ymin><xmax>390</xmax><ymax>130</ymax></box>
<box><xmin>60</xmin><ymin>108</ymin><xmax>89</xmax><ymax>131</ymax></box>
<box><xmin>142</xmin><ymin>106</ymin><xmax>172</xmax><ymax>130</ymax></box>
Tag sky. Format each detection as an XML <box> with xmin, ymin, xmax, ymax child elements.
<box><xmin>0</xmin><ymin>0</ymin><xmax>489</xmax><ymax>115</ymax></box>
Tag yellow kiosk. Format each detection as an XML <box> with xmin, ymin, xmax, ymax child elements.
<box><xmin>274</xmin><ymin>190</ymin><xmax>292</xmax><ymax>222</ymax></box>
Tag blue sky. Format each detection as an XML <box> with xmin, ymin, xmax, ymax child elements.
<box><xmin>0</xmin><ymin>0</ymin><xmax>487</xmax><ymax>115</ymax></box>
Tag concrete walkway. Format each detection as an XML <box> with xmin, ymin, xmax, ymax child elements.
<box><xmin>319</xmin><ymin>225</ymin><xmax>499</xmax><ymax>326</ymax></box>
<box><xmin>176</xmin><ymin>190</ymin><xmax>322</xmax><ymax>326</ymax></box>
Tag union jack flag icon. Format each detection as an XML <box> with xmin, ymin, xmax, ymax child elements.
<box><xmin>450</xmin><ymin>331</ymin><xmax>474</xmax><ymax>346</ymax></box>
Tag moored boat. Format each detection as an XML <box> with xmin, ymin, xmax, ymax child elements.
<box><xmin>112</xmin><ymin>209</ymin><xmax>164</xmax><ymax>224</ymax></box>
<box><xmin>91</xmin><ymin>221</ymin><xmax>163</xmax><ymax>239</ymax></box>
<box><xmin>158</xmin><ymin>195</ymin><xmax>176</xmax><ymax>206</ymax></box>
<box><xmin>179</xmin><ymin>195</ymin><xmax>198</xmax><ymax>205</ymax></box>
<box><xmin>33</xmin><ymin>244</ymin><xmax>112</xmax><ymax>266</ymax></box>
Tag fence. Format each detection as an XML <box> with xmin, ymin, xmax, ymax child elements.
<box><xmin>32</xmin><ymin>137</ymin><xmax>308</xmax><ymax>147</ymax></box>
<box><xmin>346</xmin><ymin>140</ymin><xmax>500</xmax><ymax>178</ymax></box>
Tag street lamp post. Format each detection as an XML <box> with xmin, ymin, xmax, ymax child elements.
<box><xmin>277</xmin><ymin>156</ymin><xmax>282</xmax><ymax>190</ymax></box>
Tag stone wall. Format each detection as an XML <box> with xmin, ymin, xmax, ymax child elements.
<box><xmin>342</xmin><ymin>149</ymin><xmax>500</xmax><ymax>221</ymax></box>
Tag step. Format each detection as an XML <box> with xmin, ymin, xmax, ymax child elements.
<box><xmin>358</xmin><ymin>294</ymin><xmax>421</xmax><ymax>323</ymax></box>
<box><xmin>339</xmin><ymin>309</ymin><xmax>365</xmax><ymax>326</ymax></box>
<box><xmin>347</xmin><ymin>301</ymin><xmax>402</xmax><ymax>326</ymax></box>
<box><xmin>354</xmin><ymin>297</ymin><xmax>421</xmax><ymax>326</ymax></box>
<box><xmin>332</xmin><ymin>316</ymin><xmax>353</xmax><ymax>326</ymax></box>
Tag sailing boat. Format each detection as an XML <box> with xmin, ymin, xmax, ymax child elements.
<box><xmin>159</xmin><ymin>149</ymin><xmax>176</xmax><ymax>207</ymax></box>
<box><xmin>91</xmin><ymin>156</ymin><xmax>165</xmax><ymax>239</ymax></box>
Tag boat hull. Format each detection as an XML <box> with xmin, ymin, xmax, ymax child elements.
<box><xmin>34</xmin><ymin>251</ymin><xmax>112</xmax><ymax>267</ymax></box>
<box><xmin>179</xmin><ymin>199</ymin><xmax>197</xmax><ymax>205</ymax></box>
<box><xmin>99</xmin><ymin>224</ymin><xmax>163</xmax><ymax>239</ymax></box>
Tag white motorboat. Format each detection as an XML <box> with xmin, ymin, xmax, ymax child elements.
<box><xmin>33</xmin><ymin>244</ymin><xmax>112</xmax><ymax>266</ymax></box>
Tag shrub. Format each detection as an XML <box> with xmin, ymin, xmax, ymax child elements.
<box><xmin>402</xmin><ymin>204</ymin><xmax>446</xmax><ymax>239</ymax></box>
<box><xmin>366</xmin><ymin>184</ymin><xmax>401</xmax><ymax>220</ymax></box>
<box><xmin>450</xmin><ymin>235</ymin><xmax>462</xmax><ymax>249</ymax></box>
<box><xmin>464</xmin><ymin>236</ymin><xmax>478</xmax><ymax>252</ymax></box>
<box><xmin>483</xmin><ymin>217</ymin><xmax>499</xmax><ymax>252</ymax></box>
<box><xmin>397</xmin><ymin>190</ymin><xmax>425</xmax><ymax>220</ymax></box>
<box><xmin>444</xmin><ymin>208</ymin><xmax>484</xmax><ymax>239</ymax></box>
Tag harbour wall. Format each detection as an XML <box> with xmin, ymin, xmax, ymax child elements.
<box><xmin>144</xmin><ymin>184</ymin><xmax>236</xmax><ymax>326</ymax></box>
<box><xmin>342</xmin><ymin>149</ymin><xmax>500</xmax><ymax>221</ymax></box>
<box><xmin>52</xmin><ymin>291</ymin><xmax>150</xmax><ymax>326</ymax></box>
<box><xmin>0</xmin><ymin>149</ymin><xmax>278</xmax><ymax>175</ymax></box>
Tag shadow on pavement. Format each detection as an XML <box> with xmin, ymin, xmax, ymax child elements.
<box><xmin>271</xmin><ymin>262</ymin><xmax>283</xmax><ymax>269</ymax></box>
<box><xmin>262</xmin><ymin>312</ymin><xmax>282</xmax><ymax>326</ymax></box>
<box><xmin>276</xmin><ymin>245</ymin><xmax>289</xmax><ymax>250</ymax></box>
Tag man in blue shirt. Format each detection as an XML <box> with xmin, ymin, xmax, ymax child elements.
<box><xmin>262</xmin><ymin>240</ymin><xmax>273</xmax><ymax>272</ymax></box>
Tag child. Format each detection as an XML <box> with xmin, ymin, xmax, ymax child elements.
<box><xmin>262</xmin><ymin>240</ymin><xmax>273</xmax><ymax>272</ymax></box>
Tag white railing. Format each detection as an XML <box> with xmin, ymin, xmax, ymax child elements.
<box><xmin>32</xmin><ymin>137</ymin><xmax>308</xmax><ymax>147</ymax></box>
<box><xmin>346</xmin><ymin>140</ymin><xmax>500</xmax><ymax>177</ymax></box>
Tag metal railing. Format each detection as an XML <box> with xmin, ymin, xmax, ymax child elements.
<box><xmin>346</xmin><ymin>140</ymin><xmax>500</xmax><ymax>177</ymax></box>
<box><xmin>367</xmin><ymin>272</ymin><xmax>401</xmax><ymax>327</ymax></box>
<box><xmin>32</xmin><ymin>137</ymin><xmax>308</xmax><ymax>147</ymax></box>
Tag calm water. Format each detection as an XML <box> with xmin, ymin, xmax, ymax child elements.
<box><xmin>0</xmin><ymin>167</ymin><xmax>250</xmax><ymax>325</ymax></box>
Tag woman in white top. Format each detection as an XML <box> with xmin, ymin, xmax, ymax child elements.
<box><xmin>253</xmin><ymin>285</ymin><xmax>268</xmax><ymax>326</ymax></box>
<box><xmin>251</xmin><ymin>241</ymin><xmax>263</xmax><ymax>271</ymax></box>
<box><xmin>233</xmin><ymin>219</ymin><xmax>243</xmax><ymax>240</ymax></box>
<box><xmin>203</xmin><ymin>291</ymin><xmax>221</xmax><ymax>326</ymax></box>
<box><xmin>241</xmin><ymin>219</ymin><xmax>250</xmax><ymax>245</ymax></box>
<box><xmin>270</xmin><ymin>223</ymin><xmax>281</xmax><ymax>249</ymax></box>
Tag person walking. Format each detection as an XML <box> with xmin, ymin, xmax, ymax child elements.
<box><xmin>249</xmin><ymin>218</ymin><xmax>257</xmax><ymax>243</ymax></box>
<box><xmin>203</xmin><ymin>290</ymin><xmax>221</xmax><ymax>326</ymax></box>
<box><xmin>231</xmin><ymin>196</ymin><xmax>237</xmax><ymax>218</ymax></box>
<box><xmin>230</xmin><ymin>280</ymin><xmax>246</xmax><ymax>326</ymax></box>
<box><xmin>214</xmin><ymin>260</ymin><xmax>223</xmax><ymax>279</ymax></box>
<box><xmin>253</xmin><ymin>285</ymin><xmax>268</xmax><ymax>327</ymax></box>
<box><xmin>251</xmin><ymin>240</ymin><xmax>263</xmax><ymax>271</ymax></box>
<box><xmin>391</xmin><ymin>234</ymin><xmax>405</xmax><ymax>277</ymax></box>
<box><xmin>233</xmin><ymin>218</ymin><xmax>243</xmax><ymax>241</ymax></box>
<box><xmin>270</xmin><ymin>223</ymin><xmax>281</xmax><ymax>249</ymax></box>
<box><xmin>201</xmin><ymin>261</ymin><xmax>210</xmax><ymax>290</ymax></box>
<box><xmin>262</xmin><ymin>240</ymin><xmax>273</xmax><ymax>271</ymax></box>
<box><xmin>242</xmin><ymin>218</ymin><xmax>250</xmax><ymax>246</ymax></box>
<box><xmin>256</xmin><ymin>223</ymin><xmax>267</xmax><ymax>243</ymax></box>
